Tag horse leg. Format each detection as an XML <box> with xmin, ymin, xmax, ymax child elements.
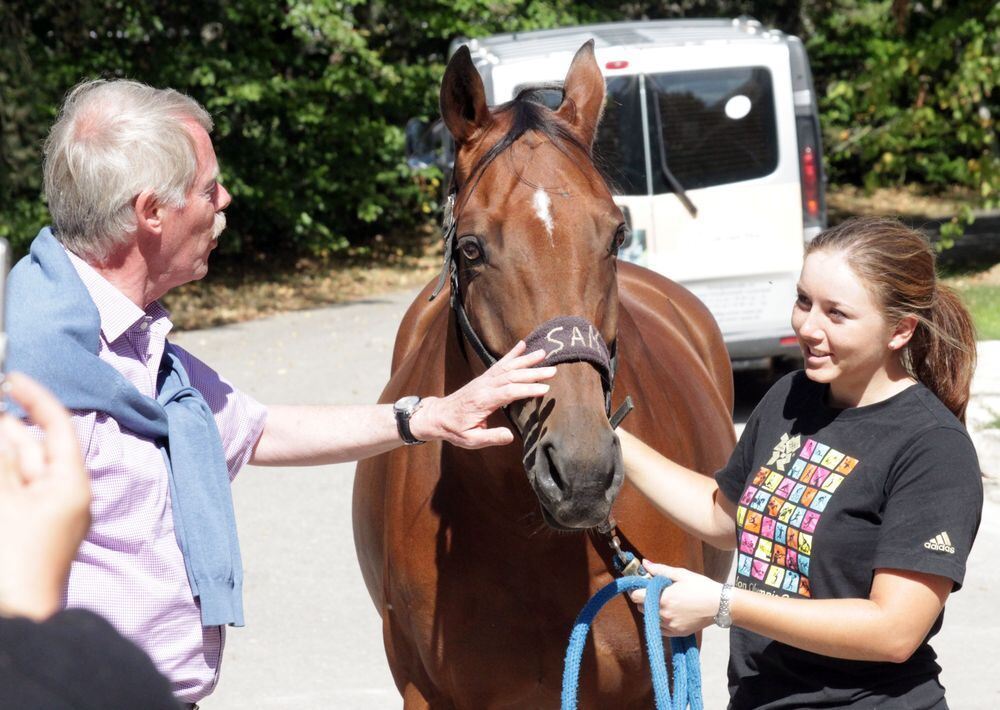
<box><xmin>402</xmin><ymin>682</ymin><xmax>453</xmax><ymax>710</ymax></box>
<box><xmin>392</xmin><ymin>655</ymin><xmax>453</xmax><ymax>709</ymax></box>
<box><xmin>384</xmin><ymin>613</ymin><xmax>454</xmax><ymax>709</ymax></box>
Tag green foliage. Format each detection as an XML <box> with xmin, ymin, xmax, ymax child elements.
<box><xmin>0</xmin><ymin>1</ymin><xmax>995</xmax><ymax>259</ymax></box>
<box><xmin>0</xmin><ymin>1</ymin><xmax>620</xmax><ymax>258</ymax></box>
<box><xmin>808</xmin><ymin>0</ymin><xmax>998</xmax><ymax>218</ymax></box>
<box><xmin>950</xmin><ymin>282</ymin><xmax>1000</xmax><ymax>340</ymax></box>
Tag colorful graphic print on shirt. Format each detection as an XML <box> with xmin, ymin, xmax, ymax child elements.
<box><xmin>736</xmin><ymin>436</ymin><xmax>859</xmax><ymax>598</ymax></box>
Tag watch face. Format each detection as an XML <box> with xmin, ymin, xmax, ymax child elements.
<box><xmin>395</xmin><ymin>395</ymin><xmax>421</xmax><ymax>412</ymax></box>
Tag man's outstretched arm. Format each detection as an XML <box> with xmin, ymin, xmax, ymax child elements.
<box><xmin>249</xmin><ymin>341</ymin><xmax>555</xmax><ymax>466</ymax></box>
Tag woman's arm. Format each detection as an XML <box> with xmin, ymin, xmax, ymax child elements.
<box><xmin>632</xmin><ymin>563</ymin><xmax>951</xmax><ymax>663</ymax></box>
<box><xmin>619</xmin><ymin>429</ymin><xmax>737</xmax><ymax>550</ymax></box>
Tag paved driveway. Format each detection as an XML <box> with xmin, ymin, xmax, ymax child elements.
<box><xmin>172</xmin><ymin>290</ymin><xmax>1000</xmax><ymax>709</ymax></box>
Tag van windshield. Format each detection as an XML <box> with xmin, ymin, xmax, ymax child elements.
<box><xmin>593</xmin><ymin>67</ymin><xmax>779</xmax><ymax>196</ymax></box>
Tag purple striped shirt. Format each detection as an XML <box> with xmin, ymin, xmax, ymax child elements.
<box><xmin>55</xmin><ymin>251</ymin><xmax>267</xmax><ymax>702</ymax></box>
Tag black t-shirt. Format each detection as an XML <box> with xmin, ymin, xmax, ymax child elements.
<box><xmin>0</xmin><ymin>608</ymin><xmax>179</xmax><ymax>710</ymax></box>
<box><xmin>715</xmin><ymin>372</ymin><xmax>982</xmax><ymax>710</ymax></box>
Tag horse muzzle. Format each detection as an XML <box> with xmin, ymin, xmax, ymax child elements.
<box><xmin>516</xmin><ymin>360</ymin><xmax>626</xmax><ymax>530</ymax></box>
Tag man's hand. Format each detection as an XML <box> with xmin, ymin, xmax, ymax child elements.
<box><xmin>628</xmin><ymin>560</ymin><xmax>724</xmax><ymax>636</ymax></box>
<box><xmin>410</xmin><ymin>340</ymin><xmax>555</xmax><ymax>449</ymax></box>
<box><xmin>0</xmin><ymin>373</ymin><xmax>91</xmax><ymax>620</ymax></box>
<box><xmin>252</xmin><ymin>341</ymin><xmax>557</xmax><ymax>466</ymax></box>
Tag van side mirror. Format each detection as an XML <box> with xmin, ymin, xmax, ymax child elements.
<box><xmin>405</xmin><ymin>118</ymin><xmax>454</xmax><ymax>172</ymax></box>
<box><xmin>406</xmin><ymin>118</ymin><xmax>437</xmax><ymax>170</ymax></box>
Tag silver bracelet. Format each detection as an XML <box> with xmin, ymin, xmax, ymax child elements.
<box><xmin>714</xmin><ymin>582</ymin><xmax>733</xmax><ymax>628</ymax></box>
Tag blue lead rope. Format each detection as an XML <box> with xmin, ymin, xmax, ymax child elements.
<box><xmin>561</xmin><ymin>574</ymin><xmax>704</xmax><ymax>710</ymax></box>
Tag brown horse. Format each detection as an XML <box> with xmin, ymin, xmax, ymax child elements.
<box><xmin>354</xmin><ymin>41</ymin><xmax>735</xmax><ymax>708</ymax></box>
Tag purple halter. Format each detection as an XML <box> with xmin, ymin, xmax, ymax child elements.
<box><xmin>523</xmin><ymin>316</ymin><xmax>613</xmax><ymax>387</ymax></box>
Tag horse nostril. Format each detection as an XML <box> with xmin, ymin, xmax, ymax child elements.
<box><xmin>603</xmin><ymin>465</ymin><xmax>615</xmax><ymax>491</ymax></box>
<box><xmin>543</xmin><ymin>442</ymin><xmax>565</xmax><ymax>492</ymax></box>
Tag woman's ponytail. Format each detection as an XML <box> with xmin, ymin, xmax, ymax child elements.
<box><xmin>906</xmin><ymin>285</ymin><xmax>977</xmax><ymax>422</ymax></box>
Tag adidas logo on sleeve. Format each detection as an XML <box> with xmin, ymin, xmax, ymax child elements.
<box><xmin>924</xmin><ymin>532</ymin><xmax>955</xmax><ymax>554</ymax></box>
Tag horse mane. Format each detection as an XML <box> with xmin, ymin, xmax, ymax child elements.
<box><xmin>457</xmin><ymin>87</ymin><xmax>601</xmax><ymax>207</ymax></box>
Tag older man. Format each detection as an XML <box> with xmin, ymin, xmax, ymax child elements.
<box><xmin>6</xmin><ymin>79</ymin><xmax>553</xmax><ymax>707</ymax></box>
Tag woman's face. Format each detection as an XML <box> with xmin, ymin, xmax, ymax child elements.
<box><xmin>792</xmin><ymin>249</ymin><xmax>896</xmax><ymax>398</ymax></box>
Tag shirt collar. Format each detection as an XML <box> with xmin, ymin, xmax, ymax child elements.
<box><xmin>65</xmin><ymin>249</ymin><xmax>171</xmax><ymax>342</ymax></box>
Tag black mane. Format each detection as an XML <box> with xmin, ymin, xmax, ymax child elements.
<box><xmin>456</xmin><ymin>87</ymin><xmax>600</xmax><ymax>207</ymax></box>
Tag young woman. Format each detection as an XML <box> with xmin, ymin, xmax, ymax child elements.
<box><xmin>622</xmin><ymin>216</ymin><xmax>983</xmax><ymax>709</ymax></box>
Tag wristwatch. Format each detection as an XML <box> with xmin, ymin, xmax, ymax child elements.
<box><xmin>393</xmin><ymin>395</ymin><xmax>425</xmax><ymax>445</ymax></box>
<box><xmin>714</xmin><ymin>583</ymin><xmax>733</xmax><ymax>629</ymax></box>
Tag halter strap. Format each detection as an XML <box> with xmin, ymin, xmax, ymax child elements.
<box><xmin>428</xmin><ymin>185</ymin><xmax>632</xmax><ymax>426</ymax></box>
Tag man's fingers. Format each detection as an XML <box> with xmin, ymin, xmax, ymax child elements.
<box><xmin>457</xmin><ymin>426</ymin><xmax>515</xmax><ymax>449</ymax></box>
<box><xmin>502</xmin><ymin>366</ymin><xmax>557</xmax><ymax>384</ymax></box>
<box><xmin>493</xmin><ymin>383</ymin><xmax>550</xmax><ymax>407</ymax></box>
<box><xmin>495</xmin><ymin>346</ymin><xmax>548</xmax><ymax>373</ymax></box>
<box><xmin>494</xmin><ymin>340</ymin><xmax>528</xmax><ymax>366</ymax></box>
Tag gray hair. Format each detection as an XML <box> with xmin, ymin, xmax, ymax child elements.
<box><xmin>43</xmin><ymin>79</ymin><xmax>213</xmax><ymax>263</ymax></box>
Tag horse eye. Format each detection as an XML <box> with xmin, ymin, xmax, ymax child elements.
<box><xmin>612</xmin><ymin>225</ymin><xmax>629</xmax><ymax>253</ymax></box>
<box><xmin>459</xmin><ymin>240</ymin><xmax>483</xmax><ymax>262</ymax></box>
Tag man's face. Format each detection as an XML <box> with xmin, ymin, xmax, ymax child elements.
<box><xmin>154</xmin><ymin>120</ymin><xmax>231</xmax><ymax>293</ymax></box>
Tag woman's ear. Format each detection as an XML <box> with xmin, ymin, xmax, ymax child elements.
<box><xmin>889</xmin><ymin>314</ymin><xmax>919</xmax><ymax>351</ymax></box>
<box><xmin>134</xmin><ymin>189</ymin><xmax>162</xmax><ymax>235</ymax></box>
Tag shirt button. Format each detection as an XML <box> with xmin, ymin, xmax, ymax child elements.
<box><xmin>139</xmin><ymin>321</ymin><xmax>149</xmax><ymax>331</ymax></box>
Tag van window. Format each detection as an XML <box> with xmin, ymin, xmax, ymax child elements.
<box><xmin>513</xmin><ymin>79</ymin><xmax>647</xmax><ymax>195</ymax></box>
<box><xmin>519</xmin><ymin>66</ymin><xmax>778</xmax><ymax>196</ymax></box>
<box><xmin>646</xmin><ymin>67</ymin><xmax>778</xmax><ymax>191</ymax></box>
<box><xmin>593</xmin><ymin>76</ymin><xmax>647</xmax><ymax>195</ymax></box>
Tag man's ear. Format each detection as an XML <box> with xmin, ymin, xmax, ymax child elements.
<box><xmin>890</xmin><ymin>314</ymin><xmax>919</xmax><ymax>351</ymax></box>
<box><xmin>554</xmin><ymin>41</ymin><xmax>606</xmax><ymax>147</ymax></box>
<box><xmin>440</xmin><ymin>45</ymin><xmax>492</xmax><ymax>145</ymax></box>
<box><xmin>134</xmin><ymin>189</ymin><xmax>163</xmax><ymax>235</ymax></box>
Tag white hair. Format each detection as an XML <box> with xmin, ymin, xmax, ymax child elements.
<box><xmin>42</xmin><ymin>79</ymin><xmax>213</xmax><ymax>263</ymax></box>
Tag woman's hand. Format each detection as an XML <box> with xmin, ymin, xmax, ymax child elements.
<box><xmin>628</xmin><ymin>560</ymin><xmax>724</xmax><ymax>636</ymax></box>
<box><xmin>0</xmin><ymin>373</ymin><xmax>90</xmax><ymax>620</ymax></box>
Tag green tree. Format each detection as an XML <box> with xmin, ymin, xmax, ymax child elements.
<box><xmin>807</xmin><ymin>0</ymin><xmax>998</xmax><ymax>235</ymax></box>
<box><xmin>1</xmin><ymin>1</ymin><xmax>995</xmax><ymax>259</ymax></box>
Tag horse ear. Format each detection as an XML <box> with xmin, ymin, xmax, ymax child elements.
<box><xmin>555</xmin><ymin>40</ymin><xmax>606</xmax><ymax>147</ymax></box>
<box><xmin>440</xmin><ymin>46</ymin><xmax>492</xmax><ymax>144</ymax></box>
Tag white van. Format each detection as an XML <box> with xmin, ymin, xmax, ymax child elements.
<box><xmin>410</xmin><ymin>18</ymin><xmax>826</xmax><ymax>370</ymax></box>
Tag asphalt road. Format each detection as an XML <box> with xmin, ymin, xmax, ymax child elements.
<box><xmin>172</xmin><ymin>289</ymin><xmax>1000</xmax><ymax>709</ymax></box>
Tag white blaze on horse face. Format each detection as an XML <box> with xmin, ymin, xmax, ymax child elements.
<box><xmin>533</xmin><ymin>189</ymin><xmax>555</xmax><ymax>246</ymax></box>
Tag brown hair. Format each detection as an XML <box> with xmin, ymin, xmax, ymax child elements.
<box><xmin>805</xmin><ymin>216</ymin><xmax>977</xmax><ymax>422</ymax></box>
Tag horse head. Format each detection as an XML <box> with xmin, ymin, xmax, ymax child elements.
<box><xmin>439</xmin><ymin>42</ymin><xmax>627</xmax><ymax>530</ymax></box>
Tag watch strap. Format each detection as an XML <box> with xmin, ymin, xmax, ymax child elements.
<box><xmin>394</xmin><ymin>398</ymin><xmax>425</xmax><ymax>445</ymax></box>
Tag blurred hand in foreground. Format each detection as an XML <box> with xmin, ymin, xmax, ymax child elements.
<box><xmin>0</xmin><ymin>373</ymin><xmax>90</xmax><ymax>620</ymax></box>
